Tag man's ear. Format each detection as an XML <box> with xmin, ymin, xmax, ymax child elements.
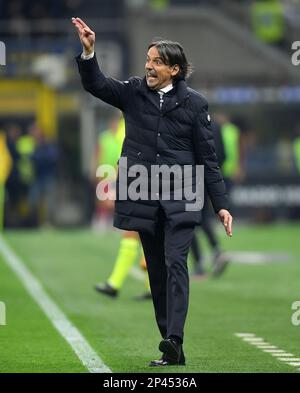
<box><xmin>171</xmin><ymin>64</ymin><xmax>180</xmax><ymax>77</ymax></box>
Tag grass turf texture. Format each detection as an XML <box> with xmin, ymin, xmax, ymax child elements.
<box><xmin>0</xmin><ymin>223</ymin><xmax>299</xmax><ymax>373</ymax></box>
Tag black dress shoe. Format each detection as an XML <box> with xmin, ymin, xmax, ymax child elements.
<box><xmin>159</xmin><ymin>338</ymin><xmax>182</xmax><ymax>363</ymax></box>
<box><xmin>94</xmin><ymin>282</ymin><xmax>118</xmax><ymax>298</ymax></box>
<box><xmin>149</xmin><ymin>350</ymin><xmax>185</xmax><ymax>367</ymax></box>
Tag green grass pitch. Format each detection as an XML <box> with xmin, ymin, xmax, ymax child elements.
<box><xmin>0</xmin><ymin>223</ymin><xmax>299</xmax><ymax>373</ymax></box>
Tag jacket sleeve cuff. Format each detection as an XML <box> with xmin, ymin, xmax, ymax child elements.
<box><xmin>212</xmin><ymin>198</ymin><xmax>230</xmax><ymax>214</ymax></box>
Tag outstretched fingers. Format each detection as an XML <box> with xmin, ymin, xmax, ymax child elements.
<box><xmin>224</xmin><ymin>214</ymin><xmax>233</xmax><ymax>237</ymax></box>
<box><xmin>72</xmin><ymin>18</ymin><xmax>83</xmax><ymax>33</ymax></box>
<box><xmin>72</xmin><ymin>17</ymin><xmax>94</xmax><ymax>38</ymax></box>
<box><xmin>72</xmin><ymin>17</ymin><xmax>94</xmax><ymax>34</ymax></box>
<box><xmin>74</xmin><ymin>17</ymin><xmax>88</xmax><ymax>28</ymax></box>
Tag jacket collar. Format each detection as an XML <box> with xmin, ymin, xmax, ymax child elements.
<box><xmin>158</xmin><ymin>83</ymin><xmax>173</xmax><ymax>94</ymax></box>
<box><xmin>138</xmin><ymin>77</ymin><xmax>190</xmax><ymax>113</ymax></box>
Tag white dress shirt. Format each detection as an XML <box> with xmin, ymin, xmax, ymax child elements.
<box><xmin>81</xmin><ymin>51</ymin><xmax>95</xmax><ymax>60</ymax></box>
<box><xmin>158</xmin><ymin>84</ymin><xmax>173</xmax><ymax>94</ymax></box>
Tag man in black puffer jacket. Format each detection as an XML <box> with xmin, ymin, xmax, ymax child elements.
<box><xmin>73</xmin><ymin>17</ymin><xmax>233</xmax><ymax>367</ymax></box>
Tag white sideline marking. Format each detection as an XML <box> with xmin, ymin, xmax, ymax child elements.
<box><xmin>279</xmin><ymin>358</ymin><xmax>300</xmax><ymax>362</ymax></box>
<box><xmin>243</xmin><ymin>336</ymin><xmax>263</xmax><ymax>340</ymax></box>
<box><xmin>235</xmin><ymin>333</ymin><xmax>299</xmax><ymax>372</ymax></box>
<box><xmin>0</xmin><ymin>236</ymin><xmax>111</xmax><ymax>373</ymax></box>
<box><xmin>235</xmin><ymin>333</ymin><xmax>255</xmax><ymax>337</ymax></box>
<box><xmin>257</xmin><ymin>346</ymin><xmax>278</xmax><ymax>349</ymax></box>
<box><xmin>271</xmin><ymin>353</ymin><xmax>294</xmax><ymax>357</ymax></box>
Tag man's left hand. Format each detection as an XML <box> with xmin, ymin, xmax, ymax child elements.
<box><xmin>217</xmin><ymin>209</ymin><xmax>233</xmax><ymax>237</ymax></box>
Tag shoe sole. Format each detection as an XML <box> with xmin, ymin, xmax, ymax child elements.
<box><xmin>148</xmin><ymin>360</ymin><xmax>168</xmax><ymax>367</ymax></box>
<box><xmin>148</xmin><ymin>361</ymin><xmax>185</xmax><ymax>367</ymax></box>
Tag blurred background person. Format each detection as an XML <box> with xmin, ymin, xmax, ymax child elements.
<box><xmin>90</xmin><ymin>111</ymin><xmax>124</xmax><ymax>231</ymax></box>
<box><xmin>251</xmin><ymin>0</ymin><xmax>286</xmax><ymax>49</ymax></box>
<box><xmin>95</xmin><ymin>233</ymin><xmax>152</xmax><ymax>301</ymax></box>
<box><xmin>215</xmin><ymin>113</ymin><xmax>242</xmax><ymax>194</ymax></box>
<box><xmin>15</xmin><ymin>126</ymin><xmax>36</xmax><ymax>226</ymax></box>
<box><xmin>92</xmin><ymin>112</ymin><xmax>151</xmax><ymax>300</ymax></box>
<box><xmin>191</xmin><ymin>120</ymin><xmax>230</xmax><ymax>279</ymax></box>
<box><xmin>4</xmin><ymin>123</ymin><xmax>22</xmax><ymax>228</ymax></box>
<box><xmin>290</xmin><ymin>123</ymin><xmax>300</xmax><ymax>219</ymax></box>
<box><xmin>27</xmin><ymin>122</ymin><xmax>59</xmax><ymax>227</ymax></box>
<box><xmin>293</xmin><ymin>123</ymin><xmax>300</xmax><ymax>176</ymax></box>
<box><xmin>0</xmin><ymin>129</ymin><xmax>12</xmax><ymax>231</ymax></box>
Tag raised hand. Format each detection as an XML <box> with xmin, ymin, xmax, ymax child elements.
<box><xmin>72</xmin><ymin>17</ymin><xmax>95</xmax><ymax>56</ymax></box>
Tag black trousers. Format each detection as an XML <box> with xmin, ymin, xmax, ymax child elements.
<box><xmin>139</xmin><ymin>207</ymin><xmax>195</xmax><ymax>342</ymax></box>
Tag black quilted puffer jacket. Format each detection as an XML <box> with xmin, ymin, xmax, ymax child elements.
<box><xmin>76</xmin><ymin>54</ymin><xmax>229</xmax><ymax>235</ymax></box>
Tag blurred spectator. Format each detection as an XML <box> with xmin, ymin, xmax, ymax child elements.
<box><xmin>293</xmin><ymin>123</ymin><xmax>300</xmax><ymax>175</ymax></box>
<box><xmin>27</xmin><ymin>122</ymin><xmax>59</xmax><ymax>226</ymax></box>
<box><xmin>91</xmin><ymin>111</ymin><xmax>124</xmax><ymax>230</ymax></box>
<box><xmin>215</xmin><ymin>113</ymin><xmax>242</xmax><ymax>191</ymax></box>
<box><xmin>92</xmin><ymin>112</ymin><xmax>151</xmax><ymax>300</ymax></box>
<box><xmin>0</xmin><ymin>130</ymin><xmax>12</xmax><ymax>231</ymax></box>
<box><xmin>191</xmin><ymin>120</ymin><xmax>230</xmax><ymax>279</ymax></box>
<box><xmin>150</xmin><ymin>0</ymin><xmax>170</xmax><ymax>11</ymax></box>
<box><xmin>4</xmin><ymin>124</ymin><xmax>23</xmax><ymax>227</ymax></box>
<box><xmin>6</xmin><ymin>125</ymin><xmax>31</xmax><ymax>226</ymax></box>
<box><xmin>251</xmin><ymin>0</ymin><xmax>286</xmax><ymax>48</ymax></box>
<box><xmin>231</xmin><ymin>116</ymin><xmax>253</xmax><ymax>181</ymax></box>
<box><xmin>16</xmin><ymin>128</ymin><xmax>35</xmax><ymax>188</ymax></box>
<box><xmin>289</xmin><ymin>123</ymin><xmax>300</xmax><ymax>219</ymax></box>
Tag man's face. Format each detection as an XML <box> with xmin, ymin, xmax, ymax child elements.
<box><xmin>145</xmin><ymin>46</ymin><xmax>179</xmax><ymax>90</ymax></box>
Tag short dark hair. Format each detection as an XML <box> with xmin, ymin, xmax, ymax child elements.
<box><xmin>148</xmin><ymin>39</ymin><xmax>193</xmax><ymax>81</ymax></box>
